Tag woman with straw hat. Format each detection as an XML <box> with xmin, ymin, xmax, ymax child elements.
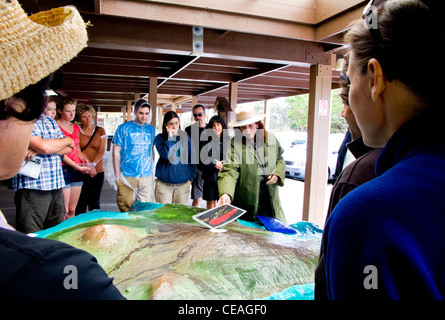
<box><xmin>0</xmin><ymin>1</ymin><xmax>124</xmax><ymax>299</ymax></box>
<box><xmin>217</xmin><ymin>104</ymin><xmax>286</xmax><ymax>222</ymax></box>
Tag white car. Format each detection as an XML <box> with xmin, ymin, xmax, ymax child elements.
<box><xmin>283</xmin><ymin>139</ymin><xmax>339</xmax><ymax>182</ymax></box>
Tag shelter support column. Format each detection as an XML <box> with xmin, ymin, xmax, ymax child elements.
<box><xmin>190</xmin><ymin>96</ymin><xmax>198</xmax><ymax>122</ymax></box>
<box><xmin>263</xmin><ymin>98</ymin><xmax>270</xmax><ymax>131</ymax></box>
<box><xmin>157</xmin><ymin>106</ymin><xmax>163</xmax><ymax>132</ymax></box>
<box><xmin>149</xmin><ymin>77</ymin><xmax>158</xmax><ymax>128</ymax></box>
<box><xmin>191</xmin><ymin>95</ymin><xmax>198</xmax><ymax>106</ymax></box>
<box><xmin>302</xmin><ymin>64</ymin><xmax>332</xmax><ymax>227</ymax></box>
<box><xmin>126</xmin><ymin>100</ymin><xmax>132</xmax><ymax>122</ymax></box>
<box><xmin>228</xmin><ymin>82</ymin><xmax>238</xmax><ymax>134</ymax></box>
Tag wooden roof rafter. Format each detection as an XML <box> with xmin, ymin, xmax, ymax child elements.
<box><xmin>21</xmin><ymin>0</ymin><xmax>366</xmax><ymax>111</ymax></box>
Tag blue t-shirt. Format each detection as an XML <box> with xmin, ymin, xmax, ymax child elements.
<box><xmin>112</xmin><ymin>121</ymin><xmax>155</xmax><ymax>177</ymax></box>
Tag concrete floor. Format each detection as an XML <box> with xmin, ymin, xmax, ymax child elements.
<box><xmin>0</xmin><ymin>150</ymin><xmax>332</xmax><ymax>229</ymax></box>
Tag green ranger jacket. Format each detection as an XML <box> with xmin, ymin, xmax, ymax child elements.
<box><xmin>218</xmin><ymin>131</ymin><xmax>286</xmax><ymax>221</ymax></box>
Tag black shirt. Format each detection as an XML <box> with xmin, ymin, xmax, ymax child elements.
<box><xmin>0</xmin><ymin>227</ymin><xmax>125</xmax><ymax>300</ymax></box>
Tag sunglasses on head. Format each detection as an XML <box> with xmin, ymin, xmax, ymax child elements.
<box><xmin>363</xmin><ymin>0</ymin><xmax>385</xmax><ymax>19</ymax></box>
<box><xmin>193</xmin><ymin>113</ymin><xmax>204</xmax><ymax>118</ymax></box>
<box><xmin>362</xmin><ymin>0</ymin><xmax>394</xmax><ymax>82</ymax></box>
<box><xmin>362</xmin><ymin>0</ymin><xmax>386</xmax><ymax>44</ymax></box>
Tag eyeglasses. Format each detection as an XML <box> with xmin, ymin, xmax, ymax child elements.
<box><xmin>340</xmin><ymin>72</ymin><xmax>349</xmax><ymax>82</ymax></box>
<box><xmin>193</xmin><ymin>113</ymin><xmax>204</xmax><ymax>118</ymax></box>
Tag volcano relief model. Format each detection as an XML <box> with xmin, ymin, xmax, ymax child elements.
<box><xmin>34</xmin><ymin>202</ymin><xmax>321</xmax><ymax>300</ymax></box>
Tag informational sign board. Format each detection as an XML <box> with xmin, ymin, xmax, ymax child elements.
<box><xmin>192</xmin><ymin>204</ymin><xmax>246</xmax><ymax>229</ymax></box>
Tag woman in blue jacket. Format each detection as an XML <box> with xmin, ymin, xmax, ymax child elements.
<box><xmin>322</xmin><ymin>0</ymin><xmax>445</xmax><ymax>299</ymax></box>
<box><xmin>154</xmin><ymin>111</ymin><xmax>196</xmax><ymax>204</ymax></box>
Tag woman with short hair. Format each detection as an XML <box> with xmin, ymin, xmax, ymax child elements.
<box><xmin>75</xmin><ymin>103</ymin><xmax>107</xmax><ymax>214</ymax></box>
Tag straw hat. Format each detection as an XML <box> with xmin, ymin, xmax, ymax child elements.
<box><xmin>0</xmin><ymin>0</ymin><xmax>88</xmax><ymax>101</ymax></box>
<box><xmin>228</xmin><ymin>104</ymin><xmax>266</xmax><ymax>127</ymax></box>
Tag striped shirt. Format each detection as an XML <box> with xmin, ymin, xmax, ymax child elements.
<box><xmin>13</xmin><ymin>115</ymin><xmax>66</xmax><ymax>191</ymax></box>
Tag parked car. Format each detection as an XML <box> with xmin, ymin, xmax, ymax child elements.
<box><xmin>283</xmin><ymin>137</ymin><xmax>339</xmax><ymax>182</ymax></box>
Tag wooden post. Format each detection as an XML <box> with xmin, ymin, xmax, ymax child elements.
<box><xmin>94</xmin><ymin>106</ymin><xmax>99</xmax><ymax>125</ymax></box>
<box><xmin>126</xmin><ymin>100</ymin><xmax>132</xmax><ymax>122</ymax></box>
<box><xmin>302</xmin><ymin>64</ymin><xmax>332</xmax><ymax>227</ymax></box>
<box><xmin>191</xmin><ymin>95</ymin><xmax>198</xmax><ymax>106</ymax></box>
<box><xmin>149</xmin><ymin>77</ymin><xmax>158</xmax><ymax>128</ymax></box>
<box><xmin>263</xmin><ymin>98</ymin><xmax>270</xmax><ymax>131</ymax></box>
<box><xmin>191</xmin><ymin>95</ymin><xmax>198</xmax><ymax>122</ymax></box>
<box><xmin>228</xmin><ymin>82</ymin><xmax>238</xmax><ymax>135</ymax></box>
<box><xmin>157</xmin><ymin>106</ymin><xmax>163</xmax><ymax>132</ymax></box>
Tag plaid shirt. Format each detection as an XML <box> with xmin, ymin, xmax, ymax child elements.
<box><xmin>13</xmin><ymin>115</ymin><xmax>66</xmax><ymax>191</ymax></box>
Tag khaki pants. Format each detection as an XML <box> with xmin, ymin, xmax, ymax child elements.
<box><xmin>155</xmin><ymin>179</ymin><xmax>191</xmax><ymax>205</ymax></box>
<box><xmin>116</xmin><ymin>176</ymin><xmax>154</xmax><ymax>212</ymax></box>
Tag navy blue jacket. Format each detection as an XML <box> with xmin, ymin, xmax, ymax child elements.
<box><xmin>154</xmin><ymin>131</ymin><xmax>196</xmax><ymax>184</ymax></box>
<box><xmin>322</xmin><ymin>108</ymin><xmax>445</xmax><ymax>299</ymax></box>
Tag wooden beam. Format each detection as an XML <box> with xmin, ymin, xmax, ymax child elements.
<box><xmin>119</xmin><ymin>0</ymin><xmax>316</xmax><ymax>24</ymax></box>
<box><xmin>84</xmin><ymin>14</ymin><xmax>333</xmax><ymax>66</ymax></box>
<box><xmin>62</xmin><ymin>61</ymin><xmax>168</xmax><ymax>78</ymax></box>
<box><xmin>302</xmin><ymin>64</ymin><xmax>333</xmax><ymax>227</ymax></box>
<box><xmin>315</xmin><ymin>4</ymin><xmax>365</xmax><ymax>42</ymax></box>
<box><xmin>315</xmin><ymin>0</ymin><xmax>366</xmax><ymax>24</ymax></box>
<box><xmin>149</xmin><ymin>77</ymin><xmax>158</xmax><ymax>128</ymax></box>
<box><xmin>158</xmin><ymin>55</ymin><xmax>201</xmax><ymax>87</ymax></box>
<box><xmin>99</xmin><ymin>0</ymin><xmax>315</xmax><ymax>40</ymax></box>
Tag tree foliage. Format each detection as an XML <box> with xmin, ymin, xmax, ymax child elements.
<box><xmin>284</xmin><ymin>89</ymin><xmax>347</xmax><ymax>133</ymax></box>
<box><xmin>239</xmin><ymin>89</ymin><xmax>348</xmax><ymax>134</ymax></box>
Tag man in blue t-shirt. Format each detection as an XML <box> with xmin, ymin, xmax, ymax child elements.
<box><xmin>112</xmin><ymin>99</ymin><xmax>156</xmax><ymax>211</ymax></box>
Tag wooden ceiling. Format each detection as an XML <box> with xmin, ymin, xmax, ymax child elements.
<box><xmin>21</xmin><ymin>0</ymin><xmax>367</xmax><ymax>113</ymax></box>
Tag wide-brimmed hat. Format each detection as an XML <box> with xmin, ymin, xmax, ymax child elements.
<box><xmin>228</xmin><ymin>104</ymin><xmax>266</xmax><ymax>127</ymax></box>
<box><xmin>0</xmin><ymin>0</ymin><xmax>88</xmax><ymax>101</ymax></box>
